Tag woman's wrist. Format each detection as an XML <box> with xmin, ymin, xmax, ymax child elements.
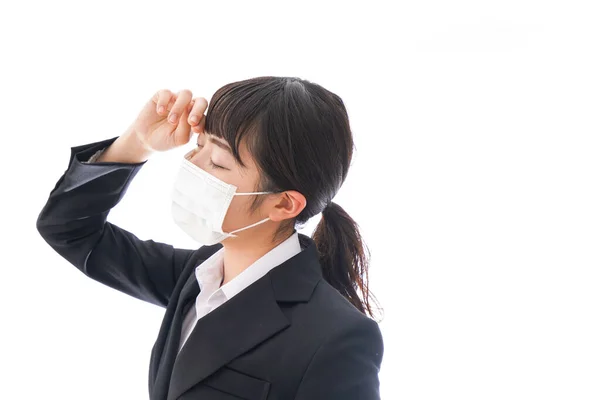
<box><xmin>96</xmin><ymin>128</ymin><xmax>154</xmax><ymax>164</ymax></box>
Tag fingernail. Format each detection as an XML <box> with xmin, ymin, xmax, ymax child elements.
<box><xmin>190</xmin><ymin>115</ymin><xmax>199</xmax><ymax>124</ymax></box>
<box><xmin>169</xmin><ymin>113</ymin><xmax>177</xmax><ymax>123</ymax></box>
<box><xmin>157</xmin><ymin>105</ymin><xmax>165</xmax><ymax>114</ymax></box>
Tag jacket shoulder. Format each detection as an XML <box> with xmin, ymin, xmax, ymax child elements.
<box><xmin>292</xmin><ymin>279</ymin><xmax>384</xmax><ymax>399</ymax></box>
<box><xmin>308</xmin><ymin>278</ymin><xmax>380</xmax><ymax>334</ymax></box>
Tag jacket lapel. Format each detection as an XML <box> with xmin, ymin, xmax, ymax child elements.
<box><xmin>167</xmin><ymin>233</ymin><xmax>323</xmax><ymax>400</ymax></box>
<box><xmin>150</xmin><ymin>268</ymin><xmax>203</xmax><ymax>400</ymax></box>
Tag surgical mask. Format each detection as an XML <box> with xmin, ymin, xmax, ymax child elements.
<box><xmin>171</xmin><ymin>157</ymin><xmax>275</xmax><ymax>245</ymax></box>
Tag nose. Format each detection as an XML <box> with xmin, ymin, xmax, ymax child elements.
<box><xmin>184</xmin><ymin>147</ymin><xmax>209</xmax><ymax>172</ymax></box>
<box><xmin>185</xmin><ymin>146</ymin><xmax>202</xmax><ymax>162</ymax></box>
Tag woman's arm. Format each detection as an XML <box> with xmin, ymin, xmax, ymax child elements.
<box><xmin>36</xmin><ymin>135</ymin><xmax>193</xmax><ymax>308</ymax></box>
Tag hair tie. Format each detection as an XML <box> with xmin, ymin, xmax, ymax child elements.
<box><xmin>322</xmin><ymin>200</ymin><xmax>334</xmax><ymax>215</ymax></box>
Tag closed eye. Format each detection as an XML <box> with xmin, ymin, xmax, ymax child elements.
<box><xmin>209</xmin><ymin>160</ymin><xmax>226</xmax><ymax>170</ymax></box>
<box><xmin>196</xmin><ymin>143</ymin><xmax>228</xmax><ymax>170</ymax></box>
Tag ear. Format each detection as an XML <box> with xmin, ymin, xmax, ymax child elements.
<box><xmin>269</xmin><ymin>190</ymin><xmax>307</xmax><ymax>222</ymax></box>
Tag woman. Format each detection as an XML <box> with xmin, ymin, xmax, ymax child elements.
<box><xmin>36</xmin><ymin>76</ymin><xmax>384</xmax><ymax>400</ymax></box>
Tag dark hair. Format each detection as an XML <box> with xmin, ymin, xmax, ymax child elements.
<box><xmin>204</xmin><ymin>76</ymin><xmax>381</xmax><ymax>320</ymax></box>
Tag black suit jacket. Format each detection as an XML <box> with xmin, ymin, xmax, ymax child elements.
<box><xmin>36</xmin><ymin>136</ymin><xmax>384</xmax><ymax>400</ymax></box>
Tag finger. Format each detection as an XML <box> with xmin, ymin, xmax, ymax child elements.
<box><xmin>153</xmin><ymin>89</ymin><xmax>174</xmax><ymax>116</ymax></box>
<box><xmin>173</xmin><ymin>103</ymin><xmax>193</xmax><ymax>146</ymax></box>
<box><xmin>186</xmin><ymin>98</ymin><xmax>195</xmax><ymax>113</ymax></box>
<box><xmin>191</xmin><ymin>114</ymin><xmax>205</xmax><ymax>133</ymax></box>
<box><xmin>168</xmin><ymin>89</ymin><xmax>193</xmax><ymax>125</ymax></box>
<box><xmin>188</xmin><ymin>97</ymin><xmax>209</xmax><ymax>126</ymax></box>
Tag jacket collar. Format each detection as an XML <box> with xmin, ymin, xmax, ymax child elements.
<box><xmin>269</xmin><ymin>233</ymin><xmax>322</xmax><ymax>302</ymax></box>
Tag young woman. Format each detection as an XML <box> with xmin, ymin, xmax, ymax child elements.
<box><xmin>37</xmin><ymin>76</ymin><xmax>383</xmax><ymax>400</ymax></box>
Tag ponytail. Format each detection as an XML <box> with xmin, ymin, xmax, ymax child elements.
<box><xmin>312</xmin><ymin>201</ymin><xmax>381</xmax><ymax>320</ymax></box>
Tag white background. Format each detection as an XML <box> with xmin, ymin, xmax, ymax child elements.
<box><xmin>1</xmin><ymin>1</ymin><xmax>599</xmax><ymax>399</ymax></box>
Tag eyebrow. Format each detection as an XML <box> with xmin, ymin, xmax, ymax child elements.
<box><xmin>204</xmin><ymin>133</ymin><xmax>232</xmax><ymax>154</ymax></box>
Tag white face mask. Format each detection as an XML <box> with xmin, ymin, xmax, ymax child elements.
<box><xmin>171</xmin><ymin>157</ymin><xmax>275</xmax><ymax>245</ymax></box>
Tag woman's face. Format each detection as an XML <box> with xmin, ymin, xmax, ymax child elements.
<box><xmin>183</xmin><ymin>131</ymin><xmax>271</xmax><ymax>237</ymax></box>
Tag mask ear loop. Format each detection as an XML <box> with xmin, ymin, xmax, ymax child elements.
<box><xmin>225</xmin><ymin>191</ymin><xmax>275</xmax><ymax>237</ymax></box>
<box><xmin>228</xmin><ymin>217</ymin><xmax>272</xmax><ymax>237</ymax></box>
<box><xmin>234</xmin><ymin>191</ymin><xmax>273</xmax><ymax>195</ymax></box>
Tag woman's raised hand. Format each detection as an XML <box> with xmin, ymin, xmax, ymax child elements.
<box><xmin>131</xmin><ymin>89</ymin><xmax>208</xmax><ymax>152</ymax></box>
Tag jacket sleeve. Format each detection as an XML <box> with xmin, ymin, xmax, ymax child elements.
<box><xmin>294</xmin><ymin>317</ymin><xmax>384</xmax><ymax>400</ymax></box>
<box><xmin>36</xmin><ymin>135</ymin><xmax>194</xmax><ymax>308</ymax></box>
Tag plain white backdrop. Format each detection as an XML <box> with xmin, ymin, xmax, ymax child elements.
<box><xmin>1</xmin><ymin>1</ymin><xmax>599</xmax><ymax>399</ymax></box>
